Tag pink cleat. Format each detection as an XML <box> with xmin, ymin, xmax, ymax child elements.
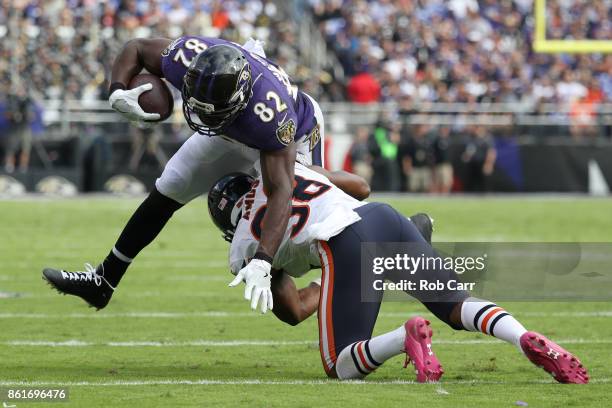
<box><xmin>403</xmin><ymin>316</ymin><xmax>444</xmax><ymax>382</ymax></box>
<box><xmin>520</xmin><ymin>331</ymin><xmax>589</xmax><ymax>384</ymax></box>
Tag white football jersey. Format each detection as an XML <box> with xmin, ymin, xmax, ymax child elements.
<box><xmin>229</xmin><ymin>163</ymin><xmax>367</xmax><ymax>277</ymax></box>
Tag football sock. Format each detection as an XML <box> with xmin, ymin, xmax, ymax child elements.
<box><xmin>335</xmin><ymin>326</ymin><xmax>405</xmax><ymax>379</ymax></box>
<box><xmin>101</xmin><ymin>188</ymin><xmax>183</xmax><ymax>287</ymax></box>
<box><xmin>460</xmin><ymin>297</ymin><xmax>527</xmax><ymax>349</ymax></box>
<box><xmin>99</xmin><ymin>248</ymin><xmax>131</xmax><ymax>288</ymax></box>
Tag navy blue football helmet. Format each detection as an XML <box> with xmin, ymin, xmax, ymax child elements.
<box><xmin>182</xmin><ymin>44</ymin><xmax>252</xmax><ymax>135</ymax></box>
<box><xmin>208</xmin><ymin>172</ymin><xmax>255</xmax><ymax>242</ymax></box>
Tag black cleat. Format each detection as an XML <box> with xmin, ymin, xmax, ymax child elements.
<box><xmin>409</xmin><ymin>213</ymin><xmax>434</xmax><ymax>244</ymax></box>
<box><xmin>42</xmin><ymin>263</ymin><xmax>114</xmax><ymax>310</ymax></box>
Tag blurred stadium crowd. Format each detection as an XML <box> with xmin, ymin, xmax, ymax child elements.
<box><xmin>547</xmin><ymin>0</ymin><xmax>611</xmax><ymax>40</ymax></box>
<box><xmin>313</xmin><ymin>0</ymin><xmax>611</xmax><ymax>105</ymax></box>
<box><xmin>0</xmin><ymin>0</ymin><xmax>610</xmax><ymax>192</ymax></box>
<box><xmin>0</xmin><ymin>0</ymin><xmax>289</xmax><ymax>101</ymax></box>
<box><xmin>1</xmin><ymin>0</ymin><xmax>609</xmax><ymax>103</ymax></box>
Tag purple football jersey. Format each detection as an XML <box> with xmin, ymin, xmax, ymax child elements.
<box><xmin>161</xmin><ymin>36</ymin><xmax>316</xmax><ymax>151</ymax></box>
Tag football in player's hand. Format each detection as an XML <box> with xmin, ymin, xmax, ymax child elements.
<box><xmin>128</xmin><ymin>73</ymin><xmax>174</xmax><ymax>121</ymax></box>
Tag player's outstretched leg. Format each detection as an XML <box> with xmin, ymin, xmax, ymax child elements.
<box><xmin>42</xmin><ymin>188</ymin><xmax>183</xmax><ymax>309</ymax></box>
<box><xmin>334</xmin><ymin>316</ymin><xmax>443</xmax><ymax>382</ymax></box>
<box><xmin>457</xmin><ymin>298</ymin><xmax>589</xmax><ymax>383</ymax></box>
<box><xmin>392</xmin><ymin>212</ymin><xmax>589</xmax><ymax>384</ymax></box>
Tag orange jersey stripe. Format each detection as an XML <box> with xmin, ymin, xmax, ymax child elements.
<box><xmin>317</xmin><ymin>241</ymin><xmax>336</xmax><ymax>375</ymax></box>
<box><xmin>322</xmin><ymin>242</ymin><xmax>336</xmax><ymax>364</ymax></box>
<box><xmin>317</xmin><ymin>265</ymin><xmax>328</xmax><ymax>374</ymax></box>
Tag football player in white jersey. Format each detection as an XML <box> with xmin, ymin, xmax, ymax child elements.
<box><xmin>209</xmin><ymin>166</ymin><xmax>588</xmax><ymax>384</ymax></box>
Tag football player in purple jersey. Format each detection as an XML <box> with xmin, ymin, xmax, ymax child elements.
<box><xmin>42</xmin><ymin>37</ymin><xmax>324</xmax><ymax>312</ymax></box>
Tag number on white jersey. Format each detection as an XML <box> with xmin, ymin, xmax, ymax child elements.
<box><xmin>249</xmin><ymin>175</ymin><xmax>331</xmax><ymax>240</ymax></box>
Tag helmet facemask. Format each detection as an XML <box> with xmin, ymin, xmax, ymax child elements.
<box><xmin>182</xmin><ymin>55</ymin><xmax>252</xmax><ymax>136</ymax></box>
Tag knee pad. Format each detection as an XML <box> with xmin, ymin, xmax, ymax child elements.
<box><xmin>155</xmin><ymin>168</ymin><xmax>192</xmax><ymax>204</ymax></box>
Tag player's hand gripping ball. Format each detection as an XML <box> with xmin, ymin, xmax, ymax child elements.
<box><xmin>109</xmin><ymin>74</ymin><xmax>174</xmax><ymax>126</ymax></box>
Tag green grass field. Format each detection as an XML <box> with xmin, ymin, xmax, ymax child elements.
<box><xmin>1</xmin><ymin>195</ymin><xmax>612</xmax><ymax>407</ymax></box>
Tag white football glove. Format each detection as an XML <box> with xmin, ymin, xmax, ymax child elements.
<box><xmin>228</xmin><ymin>259</ymin><xmax>273</xmax><ymax>314</ymax></box>
<box><xmin>109</xmin><ymin>83</ymin><xmax>161</xmax><ymax>123</ymax></box>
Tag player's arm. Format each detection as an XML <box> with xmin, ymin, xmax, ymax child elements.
<box><xmin>271</xmin><ymin>269</ymin><xmax>320</xmax><ymax>326</ymax></box>
<box><xmin>309</xmin><ymin>165</ymin><xmax>370</xmax><ymax>200</ymax></box>
<box><xmin>110</xmin><ymin>38</ymin><xmax>170</xmax><ymax>86</ymax></box>
<box><xmin>109</xmin><ymin>38</ymin><xmax>172</xmax><ymax>122</ymax></box>
<box><xmin>256</xmin><ymin>143</ymin><xmax>297</xmax><ymax>259</ymax></box>
<box><xmin>228</xmin><ymin>143</ymin><xmax>296</xmax><ymax>314</ymax></box>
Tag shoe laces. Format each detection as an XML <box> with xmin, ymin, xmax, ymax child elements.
<box><xmin>64</xmin><ymin>263</ymin><xmax>114</xmax><ymax>289</ymax></box>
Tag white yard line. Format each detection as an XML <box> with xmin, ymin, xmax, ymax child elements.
<box><xmin>4</xmin><ymin>340</ymin><xmax>315</xmax><ymax>347</ymax></box>
<box><xmin>379</xmin><ymin>311</ymin><xmax>612</xmax><ymax>318</ymax></box>
<box><xmin>1</xmin><ymin>272</ymin><xmax>226</xmax><ymax>281</ymax></box>
<box><xmin>3</xmin><ymin>338</ymin><xmax>610</xmax><ymax>347</ymax></box>
<box><xmin>22</xmin><ymin>292</ymin><xmax>226</xmax><ymax>299</ymax></box>
<box><xmin>0</xmin><ymin>378</ymin><xmax>608</xmax><ymax>387</ymax></box>
<box><xmin>0</xmin><ymin>311</ymin><xmax>257</xmax><ymax>318</ymax></box>
<box><xmin>2</xmin><ymin>311</ymin><xmax>612</xmax><ymax>319</ymax></box>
